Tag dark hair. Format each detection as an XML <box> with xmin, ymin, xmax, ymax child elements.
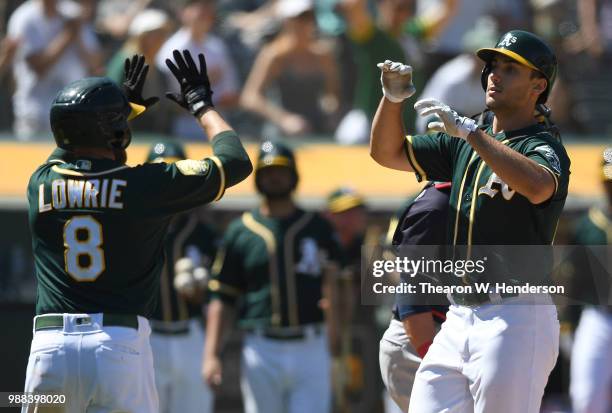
<box><xmin>471</xmin><ymin>105</ymin><xmax>561</xmax><ymax>142</ymax></box>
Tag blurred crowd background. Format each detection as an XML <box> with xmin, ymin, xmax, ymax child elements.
<box><xmin>0</xmin><ymin>0</ymin><xmax>611</xmax><ymax>143</ymax></box>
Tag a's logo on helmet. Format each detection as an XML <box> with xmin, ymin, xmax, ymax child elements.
<box><xmin>262</xmin><ymin>141</ymin><xmax>274</xmax><ymax>153</ymax></box>
<box><xmin>262</xmin><ymin>155</ymin><xmax>274</xmax><ymax>165</ymax></box>
<box><xmin>498</xmin><ymin>33</ymin><xmax>517</xmax><ymax>48</ymax></box>
<box><xmin>154</xmin><ymin>143</ymin><xmax>166</xmax><ymax>155</ymax></box>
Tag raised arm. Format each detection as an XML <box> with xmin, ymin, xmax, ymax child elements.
<box><xmin>370</xmin><ymin>60</ymin><xmax>417</xmax><ymax>172</ymax></box>
<box><xmin>414</xmin><ymin>98</ymin><xmax>556</xmax><ymax>204</ymax></box>
<box><xmin>26</xmin><ymin>18</ymin><xmax>80</xmax><ymax>77</ymax></box>
<box><xmin>466</xmin><ymin>130</ymin><xmax>555</xmax><ymax>204</ymax></box>
<box><xmin>165</xmin><ymin>49</ymin><xmax>253</xmax><ymax>185</ymax></box>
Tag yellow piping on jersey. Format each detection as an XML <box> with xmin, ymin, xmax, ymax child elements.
<box><xmin>386</xmin><ymin>217</ymin><xmax>399</xmax><ymax>245</ymax></box>
<box><xmin>242</xmin><ymin>212</ymin><xmax>282</xmax><ymax>326</ymax></box>
<box><xmin>406</xmin><ymin>136</ymin><xmax>428</xmax><ymax>181</ymax></box>
<box><xmin>51</xmin><ymin>165</ymin><xmax>130</xmax><ymax>177</ymax></box>
<box><xmin>208</xmin><ymin>156</ymin><xmax>226</xmax><ymax>202</ymax></box>
<box><xmin>284</xmin><ymin>212</ymin><xmax>314</xmax><ymax>327</ymax></box>
<box><xmin>453</xmin><ymin>152</ymin><xmax>478</xmax><ymax>245</ymax></box>
<box><xmin>208</xmin><ymin>279</ymin><xmax>242</xmax><ymax>297</ymax></box>
<box><xmin>589</xmin><ymin>207</ymin><xmax>612</xmax><ymax>243</ymax></box>
<box><xmin>467</xmin><ymin>161</ymin><xmax>488</xmax><ymax>257</ymax></box>
<box><xmin>538</xmin><ymin>165</ymin><xmax>559</xmax><ymax>197</ymax></box>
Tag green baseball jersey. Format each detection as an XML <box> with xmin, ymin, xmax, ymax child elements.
<box><xmin>404</xmin><ymin>123</ymin><xmax>571</xmax><ymax>246</ymax></box>
<box><xmin>28</xmin><ymin>146</ymin><xmax>228</xmax><ymax>317</ymax></box>
<box><xmin>574</xmin><ymin>207</ymin><xmax>611</xmax><ymax>245</ymax></box>
<box><xmin>151</xmin><ymin>213</ymin><xmax>219</xmax><ymax>322</ymax></box>
<box><xmin>208</xmin><ymin>208</ymin><xmax>344</xmax><ymax>328</ymax></box>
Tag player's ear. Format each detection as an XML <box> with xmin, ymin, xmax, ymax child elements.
<box><xmin>531</xmin><ymin>77</ymin><xmax>547</xmax><ymax>94</ymax></box>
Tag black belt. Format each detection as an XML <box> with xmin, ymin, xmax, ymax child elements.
<box><xmin>450</xmin><ymin>291</ymin><xmax>518</xmax><ymax>307</ymax></box>
<box><xmin>34</xmin><ymin>314</ymin><xmax>139</xmax><ymax>331</ymax></box>
<box><xmin>150</xmin><ymin>320</ymin><xmax>191</xmax><ymax>335</ymax></box>
<box><xmin>247</xmin><ymin>325</ymin><xmax>323</xmax><ymax>341</ymax></box>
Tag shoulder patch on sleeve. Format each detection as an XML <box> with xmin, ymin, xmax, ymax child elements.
<box><xmin>534</xmin><ymin>145</ymin><xmax>561</xmax><ymax>174</ymax></box>
<box><xmin>175</xmin><ymin>159</ymin><xmax>209</xmax><ymax>176</ymax></box>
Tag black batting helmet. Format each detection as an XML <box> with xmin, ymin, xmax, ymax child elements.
<box><xmin>477</xmin><ymin>30</ymin><xmax>557</xmax><ymax>104</ymax></box>
<box><xmin>50</xmin><ymin>77</ymin><xmax>145</xmax><ymax>150</ymax></box>
<box><xmin>146</xmin><ymin>141</ymin><xmax>187</xmax><ymax>163</ymax></box>
<box><xmin>255</xmin><ymin>140</ymin><xmax>299</xmax><ymax>192</ymax></box>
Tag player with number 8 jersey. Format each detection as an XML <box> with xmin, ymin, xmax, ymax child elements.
<box><xmin>23</xmin><ymin>51</ymin><xmax>252</xmax><ymax>413</ymax></box>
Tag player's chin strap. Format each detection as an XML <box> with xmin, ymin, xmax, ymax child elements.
<box><xmin>535</xmin><ymin>103</ymin><xmax>562</xmax><ymax>142</ymax></box>
<box><xmin>470</xmin><ymin>105</ymin><xmax>561</xmax><ymax>143</ymax></box>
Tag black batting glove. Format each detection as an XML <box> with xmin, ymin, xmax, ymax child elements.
<box><xmin>123</xmin><ymin>54</ymin><xmax>159</xmax><ymax>108</ymax></box>
<box><xmin>165</xmin><ymin>49</ymin><xmax>214</xmax><ymax>117</ymax></box>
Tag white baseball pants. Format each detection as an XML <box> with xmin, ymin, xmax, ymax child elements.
<box><xmin>240</xmin><ymin>327</ymin><xmax>331</xmax><ymax>413</ymax></box>
<box><xmin>570</xmin><ymin>307</ymin><xmax>612</xmax><ymax>413</ymax></box>
<box><xmin>379</xmin><ymin>319</ymin><xmax>422</xmax><ymax>412</ymax></box>
<box><xmin>408</xmin><ymin>294</ymin><xmax>559</xmax><ymax>413</ymax></box>
<box><xmin>150</xmin><ymin>319</ymin><xmax>213</xmax><ymax>413</ymax></box>
<box><xmin>22</xmin><ymin>313</ymin><xmax>158</xmax><ymax>413</ymax></box>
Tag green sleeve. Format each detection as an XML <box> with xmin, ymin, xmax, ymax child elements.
<box><xmin>211</xmin><ymin>130</ymin><xmax>253</xmax><ymax>187</ymax></box>
<box><xmin>133</xmin><ymin>131</ymin><xmax>252</xmax><ymax>215</ymax></box>
<box><xmin>134</xmin><ymin>157</ymin><xmax>223</xmax><ymax>214</ymax></box>
<box><xmin>208</xmin><ymin>222</ymin><xmax>244</xmax><ymax>304</ymax></box>
<box><xmin>404</xmin><ymin>132</ymin><xmax>455</xmax><ymax>182</ymax></box>
<box><xmin>523</xmin><ymin>137</ymin><xmax>571</xmax><ymax>201</ymax></box>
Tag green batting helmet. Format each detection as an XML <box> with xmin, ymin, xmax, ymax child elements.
<box><xmin>327</xmin><ymin>187</ymin><xmax>365</xmax><ymax>214</ymax></box>
<box><xmin>146</xmin><ymin>141</ymin><xmax>187</xmax><ymax>163</ymax></box>
<box><xmin>50</xmin><ymin>77</ymin><xmax>145</xmax><ymax>150</ymax></box>
<box><xmin>255</xmin><ymin>140</ymin><xmax>299</xmax><ymax>191</ymax></box>
<box><xmin>477</xmin><ymin>30</ymin><xmax>557</xmax><ymax>103</ymax></box>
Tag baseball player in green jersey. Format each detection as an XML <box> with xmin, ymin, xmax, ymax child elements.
<box><xmin>370</xmin><ymin>30</ymin><xmax>571</xmax><ymax>412</ymax></box>
<box><xmin>569</xmin><ymin>153</ymin><xmax>612</xmax><ymax>413</ymax></box>
<box><xmin>324</xmin><ymin>188</ymin><xmax>380</xmax><ymax>413</ymax></box>
<box><xmin>23</xmin><ymin>50</ymin><xmax>252</xmax><ymax>412</ymax></box>
<box><xmin>204</xmin><ymin>140</ymin><xmax>345</xmax><ymax>413</ymax></box>
<box><xmin>145</xmin><ymin>141</ymin><xmax>219</xmax><ymax>413</ymax></box>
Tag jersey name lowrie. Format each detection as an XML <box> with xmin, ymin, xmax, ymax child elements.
<box><xmin>38</xmin><ymin>178</ymin><xmax>127</xmax><ymax>212</ymax></box>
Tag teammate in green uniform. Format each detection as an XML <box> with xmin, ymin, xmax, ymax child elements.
<box><xmin>370</xmin><ymin>30</ymin><xmax>570</xmax><ymax>412</ymax></box>
<box><xmin>569</xmin><ymin>153</ymin><xmax>612</xmax><ymax>413</ymax></box>
<box><xmin>204</xmin><ymin>140</ymin><xmax>344</xmax><ymax>413</ymax></box>
<box><xmin>23</xmin><ymin>51</ymin><xmax>252</xmax><ymax>412</ymax></box>
<box><xmin>146</xmin><ymin>141</ymin><xmax>219</xmax><ymax>413</ymax></box>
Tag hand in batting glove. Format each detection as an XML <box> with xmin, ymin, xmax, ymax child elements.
<box><xmin>123</xmin><ymin>54</ymin><xmax>159</xmax><ymax>108</ymax></box>
<box><xmin>414</xmin><ymin>98</ymin><xmax>478</xmax><ymax>139</ymax></box>
<box><xmin>377</xmin><ymin>59</ymin><xmax>416</xmax><ymax>103</ymax></box>
<box><xmin>165</xmin><ymin>49</ymin><xmax>214</xmax><ymax>117</ymax></box>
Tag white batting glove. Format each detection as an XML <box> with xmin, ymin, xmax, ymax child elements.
<box><xmin>377</xmin><ymin>60</ymin><xmax>416</xmax><ymax>103</ymax></box>
<box><xmin>414</xmin><ymin>98</ymin><xmax>478</xmax><ymax>139</ymax></box>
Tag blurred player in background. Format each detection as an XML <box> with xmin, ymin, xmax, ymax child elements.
<box><xmin>569</xmin><ymin>151</ymin><xmax>612</xmax><ymax>413</ymax></box>
<box><xmin>324</xmin><ymin>187</ymin><xmax>383</xmax><ymax>413</ymax></box>
<box><xmin>22</xmin><ymin>50</ymin><xmax>251</xmax><ymax>412</ymax></box>
<box><xmin>379</xmin><ymin>181</ymin><xmax>450</xmax><ymax>412</ymax></box>
<box><xmin>146</xmin><ymin>140</ymin><xmax>218</xmax><ymax>413</ymax></box>
<box><xmin>204</xmin><ymin>140</ymin><xmax>345</xmax><ymax>413</ymax></box>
